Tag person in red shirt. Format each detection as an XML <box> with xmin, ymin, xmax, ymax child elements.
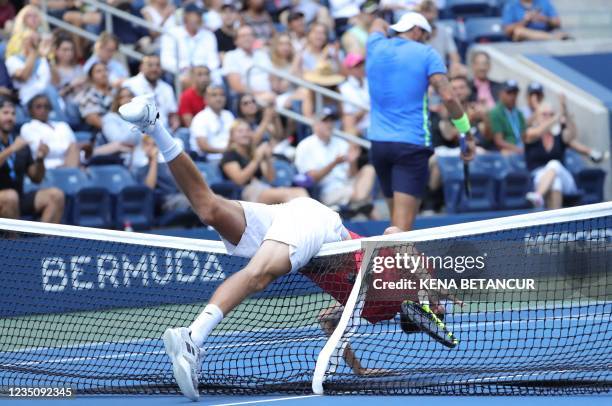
<box><xmin>302</xmin><ymin>227</ymin><xmax>460</xmax><ymax>376</ymax></box>
<box><xmin>177</xmin><ymin>65</ymin><xmax>210</xmax><ymax>127</ymax></box>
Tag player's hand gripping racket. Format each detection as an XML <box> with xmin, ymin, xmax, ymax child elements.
<box><xmin>400</xmin><ymin>299</ymin><xmax>459</xmax><ymax>348</ymax></box>
<box><xmin>459</xmin><ymin>133</ymin><xmax>471</xmax><ymax>197</ymax></box>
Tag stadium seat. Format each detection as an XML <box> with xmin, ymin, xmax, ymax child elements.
<box><xmin>88</xmin><ymin>165</ymin><xmax>154</xmax><ymax>230</ymax></box>
<box><xmin>575</xmin><ymin>168</ymin><xmax>606</xmax><ymax>204</ymax></box>
<box><xmin>271</xmin><ymin>159</ymin><xmax>297</xmax><ymax>187</ymax></box>
<box><xmin>497</xmin><ymin>171</ymin><xmax>532</xmax><ymax>210</ymax></box>
<box><xmin>196</xmin><ymin>162</ymin><xmax>242</xmax><ymax>199</ymax></box>
<box><xmin>73</xmin><ymin>131</ymin><xmax>93</xmax><ymax>143</ymax></box>
<box><xmin>49</xmin><ymin>167</ymin><xmax>90</xmax><ymax>195</ymax></box>
<box><xmin>459</xmin><ymin>172</ymin><xmax>497</xmax><ymax>212</ymax></box>
<box><xmin>465</xmin><ymin>17</ymin><xmax>506</xmax><ymax>43</ymax></box>
<box><xmin>445</xmin><ymin>0</ymin><xmax>498</xmax><ymax>18</ymax></box>
<box><xmin>72</xmin><ymin>187</ymin><xmax>113</xmax><ymax>229</ymax></box>
<box><xmin>564</xmin><ymin>149</ymin><xmax>587</xmax><ymax>174</ymax></box>
<box><xmin>88</xmin><ymin>165</ymin><xmax>136</xmax><ymax>194</ymax></box>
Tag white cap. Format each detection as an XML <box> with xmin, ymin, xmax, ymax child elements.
<box><xmin>390</xmin><ymin>12</ymin><xmax>432</xmax><ymax>34</ymax></box>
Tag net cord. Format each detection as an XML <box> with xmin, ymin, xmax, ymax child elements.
<box><xmin>0</xmin><ymin>203</ymin><xmax>609</xmax><ymax>258</ymax></box>
<box><xmin>312</xmin><ymin>242</ymin><xmax>375</xmax><ymax>394</ymax></box>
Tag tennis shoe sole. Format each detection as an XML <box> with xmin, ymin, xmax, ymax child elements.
<box><xmin>163</xmin><ymin>328</ymin><xmax>200</xmax><ymax>401</ymax></box>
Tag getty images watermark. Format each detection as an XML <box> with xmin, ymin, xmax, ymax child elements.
<box><xmin>364</xmin><ymin>241</ymin><xmax>536</xmax><ymax>292</ymax></box>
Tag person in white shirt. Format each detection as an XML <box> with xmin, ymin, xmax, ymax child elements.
<box><xmin>83</xmin><ymin>32</ymin><xmax>129</xmax><ymax>88</ymax></box>
<box><xmin>5</xmin><ymin>30</ymin><xmax>52</xmax><ymax>107</ymax></box>
<box><xmin>123</xmin><ymin>54</ymin><xmax>180</xmax><ymax>131</ymax></box>
<box><xmin>294</xmin><ymin>107</ymin><xmax>376</xmax><ymax>215</ymax></box>
<box><xmin>329</xmin><ymin>0</ymin><xmax>365</xmax><ymax>38</ymax></box>
<box><xmin>338</xmin><ymin>53</ymin><xmax>370</xmax><ymax>136</ymax></box>
<box><xmin>222</xmin><ymin>24</ymin><xmax>276</xmax><ymax>106</ymax></box>
<box><xmin>189</xmin><ymin>85</ymin><xmax>234</xmax><ymax>161</ymax></box>
<box><xmin>160</xmin><ymin>4</ymin><xmax>220</xmax><ymax>86</ymax></box>
<box><xmin>20</xmin><ymin>94</ymin><xmax>80</xmax><ymax>169</ymax></box>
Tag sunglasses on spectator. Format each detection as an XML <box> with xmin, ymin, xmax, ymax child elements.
<box><xmin>241</xmin><ymin>99</ymin><xmax>256</xmax><ymax>106</ymax></box>
<box><xmin>33</xmin><ymin>103</ymin><xmax>51</xmax><ymax>110</ymax></box>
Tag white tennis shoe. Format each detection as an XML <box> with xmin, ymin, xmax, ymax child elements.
<box><xmin>163</xmin><ymin>327</ymin><xmax>201</xmax><ymax>401</ymax></box>
<box><xmin>118</xmin><ymin>94</ymin><xmax>159</xmax><ymax>133</ymax></box>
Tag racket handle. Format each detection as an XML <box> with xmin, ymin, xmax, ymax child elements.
<box><xmin>459</xmin><ymin>133</ymin><xmax>467</xmax><ymax>155</ymax></box>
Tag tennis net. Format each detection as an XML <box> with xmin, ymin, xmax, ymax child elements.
<box><xmin>0</xmin><ymin>202</ymin><xmax>610</xmax><ymax>396</ymax></box>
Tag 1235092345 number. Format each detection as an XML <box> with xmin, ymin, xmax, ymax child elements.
<box><xmin>5</xmin><ymin>387</ymin><xmax>74</xmax><ymax>398</ymax></box>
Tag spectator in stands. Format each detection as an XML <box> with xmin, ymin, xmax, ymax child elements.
<box><xmin>523</xmin><ymin>98</ymin><xmax>602</xmax><ymax>209</ymax></box>
<box><xmin>295</xmin><ymin>107</ymin><xmax>377</xmax><ymax>217</ymax></box>
<box><xmin>141</xmin><ymin>0</ymin><xmax>176</xmax><ymax>43</ymax></box>
<box><xmin>0</xmin><ymin>96</ymin><xmax>64</xmax><ymax>223</ymax></box>
<box><xmin>204</xmin><ymin>0</ymin><xmax>224</xmax><ymax>31</ymax></box>
<box><xmin>488</xmin><ymin>80</ymin><xmax>525</xmax><ymax>155</ymax></box>
<box><xmin>178</xmin><ymin>66</ymin><xmax>211</xmax><ymax>128</ymax></box>
<box><xmin>76</xmin><ymin>62</ymin><xmax>113</xmax><ymax>131</ymax></box>
<box><xmin>268</xmin><ymin>33</ymin><xmax>302</xmax><ymax>109</ymax></box>
<box><xmin>5</xmin><ymin>5</ymin><xmax>49</xmax><ymax>63</ymax></box>
<box><xmin>30</xmin><ymin>0</ymin><xmax>101</xmax><ymax>42</ymax></box>
<box><xmin>0</xmin><ymin>0</ymin><xmax>16</xmax><ymax>36</ymax></box>
<box><xmin>502</xmin><ymin>0</ymin><xmax>569</xmax><ymax>41</ymax></box>
<box><xmin>523</xmin><ymin>81</ymin><xmax>544</xmax><ymax>125</ymax></box>
<box><xmin>160</xmin><ymin>3</ymin><xmax>220</xmax><ymax>86</ymax></box>
<box><xmin>286</xmin><ymin>11</ymin><xmax>307</xmax><ymax>53</ymax></box>
<box><xmin>298</xmin><ymin>22</ymin><xmax>341</xmax><ymax>75</ymax></box>
<box><xmin>339</xmin><ymin>53</ymin><xmax>369</xmax><ymax>137</ymax></box>
<box><xmin>138</xmin><ymin>135</ymin><xmax>192</xmax><ymax>213</ymax></box>
<box><xmin>341</xmin><ymin>1</ymin><xmax>379</xmax><ymax>56</ymax></box>
<box><xmin>440</xmin><ymin>76</ymin><xmax>490</xmax><ymax>150</ymax></box>
<box><xmin>470</xmin><ymin>51</ymin><xmax>501</xmax><ymax>110</ymax></box>
<box><xmin>95</xmin><ymin>87</ymin><xmax>138</xmax><ymax>164</ymax></box>
<box><xmin>5</xmin><ymin>30</ymin><xmax>52</xmax><ymax>108</ymax></box>
<box><xmin>189</xmin><ymin>85</ymin><xmax>235</xmax><ymax>162</ymax></box>
<box><xmin>50</xmin><ymin>35</ymin><xmax>86</xmax><ymax>128</ymax></box>
<box><xmin>419</xmin><ymin>0</ymin><xmax>465</xmax><ymax>75</ymax></box>
<box><xmin>214</xmin><ymin>3</ymin><xmax>238</xmax><ymax>60</ymax></box>
<box><xmin>20</xmin><ymin>94</ymin><xmax>80</xmax><ymax>169</ymax></box>
<box><xmin>220</xmin><ymin>119</ymin><xmax>307</xmax><ymax>203</ymax></box>
<box><xmin>124</xmin><ymin>54</ymin><xmax>180</xmax><ymax>131</ymax></box>
<box><xmin>223</xmin><ymin>24</ymin><xmax>275</xmax><ymax>106</ymax></box>
<box><xmin>380</xmin><ymin>0</ymin><xmax>420</xmax><ymax>22</ymax></box>
<box><xmin>241</xmin><ymin>0</ymin><xmax>275</xmax><ymax>46</ymax></box>
<box><xmin>287</xmin><ymin>0</ymin><xmax>334</xmax><ymax>32</ymax></box>
<box><xmin>0</xmin><ymin>59</ymin><xmax>15</xmax><ymax>101</ymax></box>
<box><xmin>329</xmin><ymin>0</ymin><xmax>365</xmax><ymax>39</ymax></box>
<box><xmin>83</xmin><ymin>33</ymin><xmax>129</xmax><ymax>88</ymax></box>
<box><xmin>302</xmin><ymin>60</ymin><xmax>345</xmax><ymax>118</ymax></box>
<box><xmin>236</xmin><ymin>93</ymin><xmax>283</xmax><ymax>146</ymax></box>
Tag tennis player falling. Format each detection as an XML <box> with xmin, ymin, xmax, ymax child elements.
<box><xmin>119</xmin><ymin>96</ymin><xmax>458</xmax><ymax>401</ymax></box>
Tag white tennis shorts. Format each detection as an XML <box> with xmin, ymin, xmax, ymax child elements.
<box><xmin>221</xmin><ymin>197</ymin><xmax>348</xmax><ymax>272</ymax></box>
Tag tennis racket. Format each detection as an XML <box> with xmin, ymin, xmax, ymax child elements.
<box><xmin>400</xmin><ymin>300</ymin><xmax>459</xmax><ymax>348</ymax></box>
<box><xmin>459</xmin><ymin>133</ymin><xmax>471</xmax><ymax>197</ymax></box>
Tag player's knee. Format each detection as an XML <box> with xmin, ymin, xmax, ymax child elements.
<box><xmin>197</xmin><ymin>195</ymin><xmax>222</xmax><ymax>226</ymax></box>
<box><xmin>244</xmin><ymin>266</ymin><xmax>275</xmax><ymax>293</ymax></box>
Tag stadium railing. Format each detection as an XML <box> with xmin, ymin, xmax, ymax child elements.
<box><xmin>40</xmin><ymin>0</ymin><xmax>181</xmax><ymax>95</ymax></box>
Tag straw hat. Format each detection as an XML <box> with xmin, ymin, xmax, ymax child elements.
<box><xmin>304</xmin><ymin>60</ymin><xmax>345</xmax><ymax>87</ymax></box>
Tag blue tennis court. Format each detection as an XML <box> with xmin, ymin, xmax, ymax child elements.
<box><xmin>2</xmin><ymin>306</ymin><xmax>610</xmax><ymax>403</ymax></box>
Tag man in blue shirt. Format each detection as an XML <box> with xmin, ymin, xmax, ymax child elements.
<box><xmin>367</xmin><ymin>12</ymin><xmax>475</xmax><ymax>231</ymax></box>
<box><xmin>502</xmin><ymin>0</ymin><xmax>569</xmax><ymax>41</ymax></box>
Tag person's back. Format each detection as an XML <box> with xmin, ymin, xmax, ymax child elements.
<box><xmin>366</xmin><ymin>33</ymin><xmax>445</xmax><ymax>147</ymax></box>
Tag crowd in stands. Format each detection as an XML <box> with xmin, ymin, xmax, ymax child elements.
<box><xmin>0</xmin><ymin>0</ymin><xmax>606</xmax><ymax>230</ymax></box>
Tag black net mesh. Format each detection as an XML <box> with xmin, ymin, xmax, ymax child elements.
<box><xmin>0</xmin><ymin>211</ymin><xmax>610</xmax><ymax>396</ymax></box>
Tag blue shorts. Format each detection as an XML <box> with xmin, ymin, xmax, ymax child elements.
<box><xmin>370</xmin><ymin>141</ymin><xmax>433</xmax><ymax>199</ymax></box>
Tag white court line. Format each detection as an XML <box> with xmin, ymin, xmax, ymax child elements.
<box><xmin>209</xmin><ymin>394</ymin><xmax>321</xmax><ymax>406</ymax></box>
<box><xmin>1</xmin><ymin>313</ymin><xmax>609</xmax><ymax>368</ymax></box>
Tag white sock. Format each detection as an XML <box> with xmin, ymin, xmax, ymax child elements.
<box><xmin>150</xmin><ymin>122</ymin><xmax>182</xmax><ymax>162</ymax></box>
<box><xmin>189</xmin><ymin>304</ymin><xmax>224</xmax><ymax>348</ymax></box>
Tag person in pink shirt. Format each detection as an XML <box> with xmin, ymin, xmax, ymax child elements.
<box><xmin>469</xmin><ymin>51</ymin><xmax>502</xmax><ymax>110</ymax></box>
